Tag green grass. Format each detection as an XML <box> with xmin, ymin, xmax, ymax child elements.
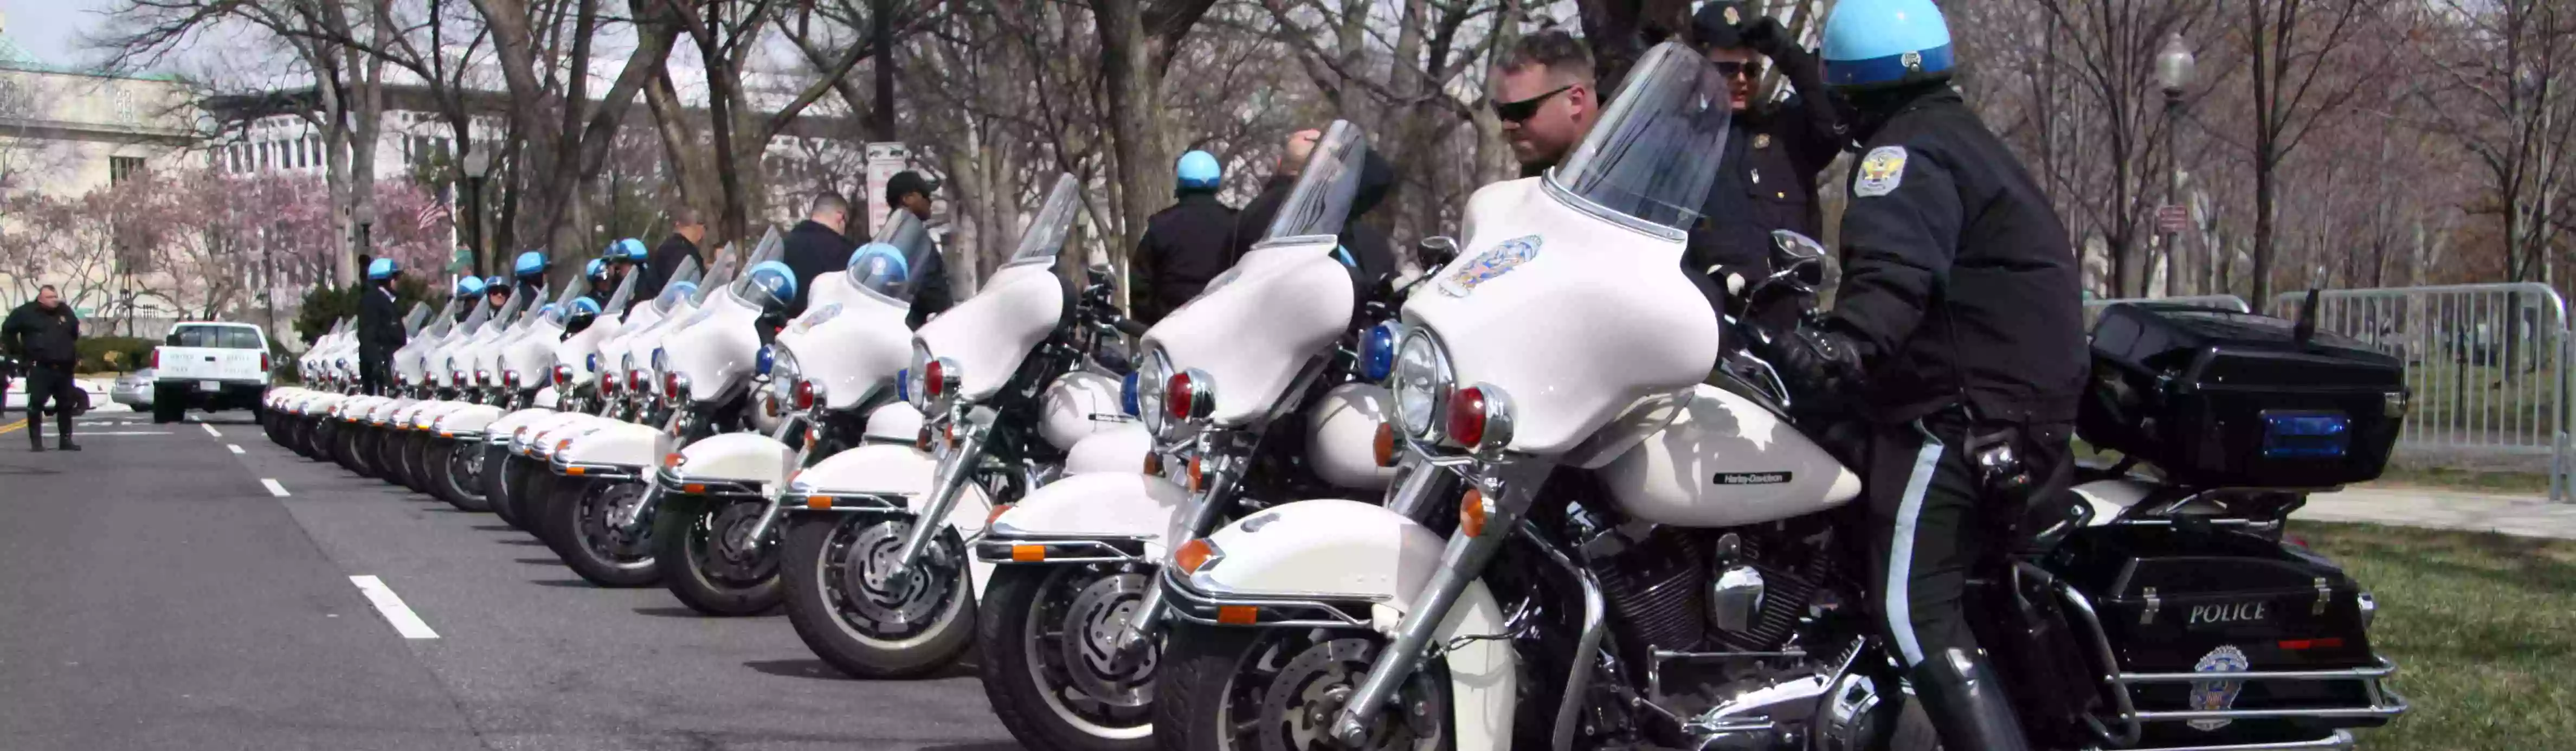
<box><xmin>2365</xmin><ymin>466</ymin><xmax>2555</xmax><ymax>496</ymax></box>
<box><xmin>2291</xmin><ymin>522</ymin><xmax>2576</xmax><ymax>750</ymax></box>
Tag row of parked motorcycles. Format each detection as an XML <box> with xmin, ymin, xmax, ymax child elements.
<box><xmin>255</xmin><ymin>44</ymin><xmax>2404</xmax><ymax>751</ymax></box>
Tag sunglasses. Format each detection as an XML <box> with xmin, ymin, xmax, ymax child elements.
<box><xmin>1493</xmin><ymin>85</ymin><xmax>1576</xmax><ymax>124</ymax></box>
<box><xmin>1716</xmin><ymin>61</ymin><xmax>1766</xmax><ymax>79</ymax></box>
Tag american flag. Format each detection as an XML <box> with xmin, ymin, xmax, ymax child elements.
<box><xmin>417</xmin><ymin>201</ymin><xmax>452</xmax><ymax>230</ymax></box>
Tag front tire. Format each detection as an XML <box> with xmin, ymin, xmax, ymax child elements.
<box><xmin>339</xmin><ymin>425</ymin><xmax>377</xmax><ymax>477</ymax></box>
<box><xmin>432</xmin><ymin>440</ymin><xmax>492</xmax><ymax>511</ymax></box>
<box><xmin>1153</xmin><ymin>623</ymin><xmax>1453</xmax><ymax>751</ymax></box>
<box><xmin>538</xmin><ymin>476</ymin><xmax>660</xmax><ymax>587</ymax></box>
<box><xmin>402</xmin><ymin>432</ymin><xmax>436</xmax><ymax>495</ymax></box>
<box><xmin>652</xmin><ymin>494</ymin><xmax>787</xmax><ymax>615</ymax></box>
<box><xmin>980</xmin><ymin>565</ymin><xmax>1158</xmax><ymax>751</ymax></box>
<box><xmin>780</xmin><ymin>513</ymin><xmax>976</xmax><ymax>679</ymax></box>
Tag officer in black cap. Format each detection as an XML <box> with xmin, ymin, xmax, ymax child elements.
<box><xmin>1687</xmin><ymin>0</ymin><xmax>1846</xmax><ymax>288</ymax></box>
<box><xmin>883</xmin><ymin>171</ymin><xmax>955</xmax><ymax>329</ymax></box>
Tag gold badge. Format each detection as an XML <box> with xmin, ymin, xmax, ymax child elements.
<box><xmin>1724</xmin><ymin>6</ymin><xmax>1741</xmax><ymax>24</ymax></box>
<box><xmin>1753</xmin><ymin>133</ymin><xmax>1771</xmax><ymax>149</ymax></box>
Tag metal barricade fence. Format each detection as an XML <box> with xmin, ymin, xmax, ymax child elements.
<box><xmin>2273</xmin><ymin>284</ymin><xmax>2572</xmax><ymax>501</ymax></box>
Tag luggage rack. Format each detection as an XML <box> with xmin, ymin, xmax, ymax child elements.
<box><xmin>2018</xmin><ymin>562</ymin><xmax>2408</xmax><ymax>750</ymax></box>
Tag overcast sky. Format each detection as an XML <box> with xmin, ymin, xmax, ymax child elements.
<box><xmin>5</xmin><ymin>2</ymin><xmax>114</xmax><ymax>69</ymax></box>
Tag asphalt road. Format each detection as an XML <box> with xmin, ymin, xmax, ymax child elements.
<box><xmin>0</xmin><ymin>410</ymin><xmax>1019</xmax><ymax>751</ymax></box>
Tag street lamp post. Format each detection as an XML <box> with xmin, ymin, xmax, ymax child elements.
<box><xmin>2156</xmin><ymin>34</ymin><xmax>2195</xmax><ymax>297</ymax></box>
<box><xmin>460</xmin><ymin>150</ymin><xmax>493</xmax><ymax>276</ymax></box>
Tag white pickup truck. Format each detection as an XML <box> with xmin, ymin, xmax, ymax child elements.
<box><xmin>151</xmin><ymin>322</ymin><xmax>272</xmax><ymax>423</ymax></box>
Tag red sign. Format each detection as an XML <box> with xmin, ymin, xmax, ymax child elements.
<box><xmin>2156</xmin><ymin>205</ymin><xmax>2189</xmax><ymax>234</ymax></box>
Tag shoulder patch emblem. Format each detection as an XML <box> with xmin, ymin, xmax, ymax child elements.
<box><xmin>1440</xmin><ymin>235</ymin><xmax>1543</xmax><ymax>297</ymax></box>
<box><xmin>1854</xmin><ymin>145</ymin><xmax>1908</xmax><ymax>198</ymax></box>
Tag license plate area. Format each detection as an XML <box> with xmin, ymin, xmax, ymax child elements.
<box><xmin>199</xmin><ymin>380</ymin><xmax>221</xmax><ymax>392</ymax></box>
<box><xmin>2259</xmin><ymin>410</ymin><xmax>2349</xmax><ymax>459</ymax></box>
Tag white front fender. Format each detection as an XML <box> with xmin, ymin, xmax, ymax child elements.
<box><xmin>1182</xmin><ymin>499</ymin><xmax>1514</xmax><ymax>751</ymax></box>
<box><xmin>486</xmin><ymin>407</ymin><xmax>557</xmax><ymax>444</ymax></box>
<box><xmin>794</xmin><ymin>443</ymin><xmax>997</xmax><ymax>592</ymax></box>
<box><xmin>674</xmin><ymin>432</ymin><xmax>796</xmax><ymax>486</ymax></box>
<box><xmin>1064</xmin><ymin>422</ymin><xmax>1153</xmax><ymax>476</ymax></box>
<box><xmin>533</xmin><ymin>386</ymin><xmax>561</xmax><ymax>409</ymax></box>
<box><xmin>437</xmin><ymin>404</ymin><xmax>508</xmax><ymax>437</ymax></box>
<box><xmin>553</xmin><ymin>420</ymin><xmax>669</xmax><ymax>470</ymax></box>
<box><xmin>988</xmin><ymin>472</ymin><xmax>1189</xmax><ymax>559</ymax></box>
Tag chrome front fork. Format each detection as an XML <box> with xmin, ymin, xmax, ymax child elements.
<box><xmin>870</xmin><ymin>418</ymin><xmax>988</xmax><ymax>589</ymax></box>
<box><xmin>1329</xmin><ymin>458</ymin><xmax>1543</xmax><ymax>748</ymax></box>
<box><xmin>739</xmin><ymin>414</ymin><xmax>818</xmax><ymax>550</ymax></box>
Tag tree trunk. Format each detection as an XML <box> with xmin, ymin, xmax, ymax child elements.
<box><xmin>1095</xmin><ymin>0</ymin><xmax>1167</xmax><ymax>253</ymax></box>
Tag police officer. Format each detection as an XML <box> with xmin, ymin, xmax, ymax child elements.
<box><xmin>481</xmin><ymin>275</ymin><xmax>514</xmax><ymax>315</ymax></box>
<box><xmin>2</xmin><ymin>285</ymin><xmax>82</xmax><ymax>451</ymax></box>
<box><xmin>581</xmin><ymin>259</ymin><xmax>615</xmax><ymax>307</ymax></box>
<box><xmin>1688</xmin><ymin>0</ymin><xmax>1845</xmax><ymax>284</ymax></box>
<box><xmin>782</xmin><ymin>192</ymin><xmax>858</xmax><ymax>319</ymax></box>
<box><xmin>603</xmin><ymin>238</ymin><xmax>648</xmax><ymax>299</ymax></box>
<box><xmin>511</xmin><ymin>250</ymin><xmax>550</xmax><ymax>296</ymax></box>
<box><xmin>358</xmin><ymin>258</ymin><xmax>407</xmax><ymax>396</ymax></box>
<box><xmin>884</xmin><ymin>172</ymin><xmax>955</xmax><ymax>329</ymax></box>
<box><xmin>454</xmin><ymin>277</ymin><xmax>488</xmax><ymax>322</ymax></box>
<box><xmin>1228</xmin><ymin>129</ymin><xmax>1397</xmax><ymax>284</ymax></box>
<box><xmin>1751</xmin><ymin>2</ymin><xmax>2083</xmax><ymax>750</ymax></box>
<box><xmin>645</xmin><ymin>208</ymin><xmax>706</xmax><ymax>304</ymax></box>
<box><xmin>1131</xmin><ymin>150</ymin><xmax>1239</xmax><ymax>324</ymax></box>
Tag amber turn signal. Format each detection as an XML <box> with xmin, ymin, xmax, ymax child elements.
<box><xmin>1216</xmin><ymin>605</ymin><xmax>1259</xmax><ymax>625</ymax></box>
<box><xmin>1373</xmin><ymin>422</ymin><xmax>1396</xmax><ymax>467</ymax></box>
<box><xmin>1174</xmin><ymin>538</ymin><xmax>1218</xmax><ymax>574</ymax></box>
<box><xmin>1460</xmin><ymin>487</ymin><xmax>1493</xmax><ymax>537</ymax></box>
<box><xmin>1012</xmin><ymin>544</ymin><xmax>1047</xmax><ymax>562</ymax></box>
<box><xmin>806</xmin><ymin>495</ymin><xmax>833</xmax><ymax>509</ymax></box>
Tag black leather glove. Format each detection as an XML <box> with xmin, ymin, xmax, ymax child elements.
<box><xmin>1738</xmin><ymin>16</ymin><xmax>1790</xmax><ymax>57</ymax></box>
<box><xmin>1749</xmin><ymin>316</ymin><xmax>1867</xmax><ymax>402</ymax></box>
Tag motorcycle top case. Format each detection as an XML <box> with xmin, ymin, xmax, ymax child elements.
<box><xmin>2051</xmin><ymin>525</ymin><xmax>2389</xmax><ymax>741</ymax></box>
<box><xmin>2081</xmin><ymin>305</ymin><xmax>2405</xmax><ymax>488</ymax></box>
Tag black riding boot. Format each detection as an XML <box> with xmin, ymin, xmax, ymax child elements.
<box><xmin>26</xmin><ymin>412</ymin><xmax>43</xmax><ymax>452</ymax></box>
<box><xmin>1910</xmin><ymin>648</ymin><xmax>2033</xmax><ymax>751</ymax></box>
<box><xmin>56</xmin><ymin>412</ymin><xmax>78</xmax><ymax>451</ymax></box>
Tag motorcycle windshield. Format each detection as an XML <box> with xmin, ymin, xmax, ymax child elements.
<box><xmin>457</xmin><ymin>293</ymin><xmax>495</xmax><ymax>335</ymax></box>
<box><xmin>1257</xmin><ymin>120</ymin><xmax>1368</xmax><ymax>246</ymax></box>
<box><xmin>402</xmin><ymin>302</ymin><xmax>433</xmax><ymax>336</ymax></box>
<box><xmin>730</xmin><ymin>227</ymin><xmax>795</xmax><ymax>308</ymax></box>
<box><xmin>845</xmin><ymin>210</ymin><xmax>934</xmax><ymax>303</ymax></box>
<box><xmin>654</xmin><ymin>256</ymin><xmax>705</xmax><ymax>312</ymax></box>
<box><xmin>596</xmin><ymin>262</ymin><xmax>637</xmax><ymax>312</ymax></box>
<box><xmin>1002</xmin><ymin>174</ymin><xmax>1081</xmax><ymax>268</ymax></box>
<box><xmin>422</xmin><ymin>299</ymin><xmax>461</xmax><ymax>338</ymax></box>
<box><xmin>694</xmin><ymin>240</ymin><xmax>747</xmax><ymax>305</ymax></box>
<box><xmin>1550</xmin><ymin>42</ymin><xmax>1734</xmax><ymax>233</ymax></box>
<box><xmin>486</xmin><ymin>280</ymin><xmax>532</xmax><ymax>333</ymax></box>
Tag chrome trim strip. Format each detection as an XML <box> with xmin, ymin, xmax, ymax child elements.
<box><xmin>2082</xmin><ymin>730</ymin><xmax>2354</xmax><ymax>751</ymax></box>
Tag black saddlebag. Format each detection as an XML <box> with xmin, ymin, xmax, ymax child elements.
<box><xmin>2042</xmin><ymin>525</ymin><xmax>2404</xmax><ymax>747</ymax></box>
<box><xmin>2081</xmin><ymin>304</ymin><xmax>2407</xmax><ymax>489</ymax></box>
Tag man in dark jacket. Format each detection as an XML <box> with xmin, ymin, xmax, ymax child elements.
<box><xmin>1227</xmin><ymin>129</ymin><xmax>1398</xmax><ymax>286</ymax></box>
<box><xmin>357</xmin><ymin>258</ymin><xmax>407</xmax><ymax>396</ymax></box>
<box><xmin>781</xmin><ymin>192</ymin><xmax>858</xmax><ymax>319</ymax></box>
<box><xmin>642</xmin><ymin>207</ymin><xmax>706</xmax><ymax>305</ymax></box>
<box><xmin>3</xmin><ymin>285</ymin><xmax>83</xmax><ymax>451</ymax></box>
<box><xmin>1131</xmin><ymin>150</ymin><xmax>1238</xmax><ymax>323</ymax></box>
<box><xmin>885</xmin><ymin>172</ymin><xmax>955</xmax><ymax>329</ymax></box>
<box><xmin>1754</xmin><ymin>3</ymin><xmax>2083</xmax><ymax>749</ymax></box>
<box><xmin>1688</xmin><ymin>0</ymin><xmax>1846</xmax><ymax>284</ymax></box>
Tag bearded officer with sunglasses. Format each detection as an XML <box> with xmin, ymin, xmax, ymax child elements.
<box><xmin>1689</xmin><ymin>0</ymin><xmax>1845</xmax><ymax>286</ymax></box>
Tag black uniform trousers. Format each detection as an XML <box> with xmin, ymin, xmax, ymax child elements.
<box><xmin>360</xmin><ymin>349</ymin><xmax>391</xmax><ymax>396</ymax></box>
<box><xmin>22</xmin><ymin>362</ymin><xmax>76</xmax><ymax>446</ymax></box>
<box><xmin>1858</xmin><ymin>412</ymin><xmax>2071</xmax><ymax>672</ymax></box>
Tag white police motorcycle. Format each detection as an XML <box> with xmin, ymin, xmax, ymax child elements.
<box><xmin>538</xmin><ymin>234</ymin><xmax>785</xmax><ymax>587</ymax></box>
<box><xmin>484</xmin><ymin>259</ymin><xmax>706</xmax><ymax>529</ymax></box>
<box><xmin>777</xmin><ymin>174</ymin><xmax>1139</xmax><ymax>679</ymax></box>
<box><xmin>651</xmin><ymin>213</ymin><xmax>941</xmax><ymax>616</ymax></box>
<box><xmin>969</xmin><ymin>121</ymin><xmax>1409</xmax><ymax>751</ymax></box>
<box><xmin>1152</xmin><ymin>44</ymin><xmax>2407</xmax><ymax>751</ymax></box>
<box><xmin>423</xmin><ymin>277</ymin><xmax>608</xmax><ymax>511</ymax></box>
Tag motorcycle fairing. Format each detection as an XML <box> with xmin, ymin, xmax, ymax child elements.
<box><xmin>914</xmin><ymin>261</ymin><xmax>1066</xmax><ymax>403</ymax></box>
<box><xmin>434</xmin><ymin>403</ymin><xmax>508</xmax><ymax>438</ymax></box>
<box><xmin>1598</xmin><ymin>383</ymin><xmax>1861</xmax><ymax>527</ymax></box>
<box><xmin>776</xmin><ymin>291</ymin><xmax>909</xmax><ymax>412</ymax></box>
<box><xmin>670</xmin><ymin>432</ymin><xmax>797</xmax><ymax>487</ymax></box>
<box><xmin>1408</xmin><ymin>177</ymin><xmax>1722</xmax><ymax>454</ymax></box>
<box><xmin>1144</xmin><ymin>236</ymin><xmax>1356</xmax><ymax>427</ymax></box>
<box><xmin>551</xmin><ymin>419</ymin><xmax>671</xmax><ymax>472</ymax></box>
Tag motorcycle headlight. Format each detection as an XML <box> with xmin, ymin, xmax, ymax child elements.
<box><xmin>768</xmin><ymin>345</ymin><xmax>806</xmax><ymax>407</ymax></box>
<box><xmin>1393</xmin><ymin>330</ymin><xmax>1453</xmax><ymax>440</ymax></box>
<box><xmin>1136</xmin><ymin>348</ymin><xmax>1173</xmax><ymax>439</ymax></box>
<box><xmin>907</xmin><ymin>342</ymin><xmax>933</xmax><ymax>410</ymax></box>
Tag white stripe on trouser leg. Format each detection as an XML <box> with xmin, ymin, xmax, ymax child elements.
<box><xmin>1885</xmin><ymin>431</ymin><xmax>1946</xmax><ymax>667</ymax></box>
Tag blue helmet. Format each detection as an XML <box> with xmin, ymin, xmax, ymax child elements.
<box><xmin>367</xmin><ymin>257</ymin><xmax>398</xmax><ymax>280</ymax></box>
<box><xmin>1176</xmin><ymin>150</ymin><xmax>1222</xmax><ymax>190</ymax></box>
<box><xmin>569</xmin><ymin>297</ymin><xmax>603</xmax><ymax>316</ymax></box>
<box><xmin>456</xmin><ymin>276</ymin><xmax>487</xmax><ymax>297</ymax></box>
<box><xmin>584</xmin><ymin>258</ymin><xmax>608</xmax><ymax>280</ymax></box>
<box><xmin>513</xmin><ymin>251</ymin><xmax>549</xmax><ymax>277</ymax></box>
<box><xmin>484</xmin><ymin>274</ymin><xmax>511</xmax><ymax>292</ymax></box>
<box><xmin>608</xmin><ymin>238</ymin><xmax>649</xmax><ymax>263</ymax></box>
<box><xmin>744</xmin><ymin>260</ymin><xmax>798</xmax><ymax>306</ymax></box>
<box><xmin>1820</xmin><ymin>0</ymin><xmax>1953</xmax><ymax>88</ymax></box>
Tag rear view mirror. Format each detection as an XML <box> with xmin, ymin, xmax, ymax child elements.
<box><xmin>1416</xmin><ymin>236</ymin><xmax>1460</xmax><ymax>269</ymax></box>
<box><xmin>1766</xmin><ymin>230</ymin><xmax>1828</xmax><ymax>293</ymax></box>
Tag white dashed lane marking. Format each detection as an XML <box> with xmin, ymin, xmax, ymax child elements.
<box><xmin>228</xmin><ymin>444</ymin><xmax>244</xmax><ymax>454</ymax></box>
<box><xmin>348</xmin><ymin>576</ymin><xmax>440</xmax><ymax>639</ymax></box>
<box><xmin>201</xmin><ymin>423</ymin><xmax>222</xmax><ymax>438</ymax></box>
<box><xmin>260</xmin><ymin>479</ymin><xmax>289</xmax><ymax>497</ymax></box>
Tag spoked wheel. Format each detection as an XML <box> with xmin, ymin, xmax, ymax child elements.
<box><xmin>652</xmin><ymin>495</ymin><xmax>786</xmax><ymax>615</ymax></box>
<box><xmin>302</xmin><ymin>419</ymin><xmax>329</xmax><ymax>460</ymax></box>
<box><xmin>539</xmin><ymin>476</ymin><xmax>659</xmax><ymax>587</ymax></box>
<box><xmin>432</xmin><ymin>439</ymin><xmax>491</xmax><ymax>511</ymax></box>
<box><xmin>340</xmin><ymin>425</ymin><xmax>378</xmax><ymax>477</ymax></box>
<box><xmin>781</xmin><ymin>514</ymin><xmax>976</xmax><ymax>679</ymax></box>
<box><xmin>1153</xmin><ymin>624</ymin><xmax>1453</xmax><ymax>751</ymax></box>
<box><xmin>402</xmin><ymin>432</ymin><xmax>436</xmax><ymax>495</ymax></box>
<box><xmin>376</xmin><ymin>427</ymin><xmax>412</xmax><ymax>488</ymax></box>
<box><xmin>488</xmin><ymin>448</ymin><xmax>526</xmax><ymax>528</ymax></box>
<box><xmin>980</xmin><ymin>564</ymin><xmax>1159</xmax><ymax>751</ymax></box>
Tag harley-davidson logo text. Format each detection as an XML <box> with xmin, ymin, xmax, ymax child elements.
<box><xmin>1714</xmin><ymin>472</ymin><xmax>1792</xmax><ymax>485</ymax></box>
<box><xmin>2189</xmin><ymin>601</ymin><xmax>2269</xmax><ymax>625</ymax></box>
